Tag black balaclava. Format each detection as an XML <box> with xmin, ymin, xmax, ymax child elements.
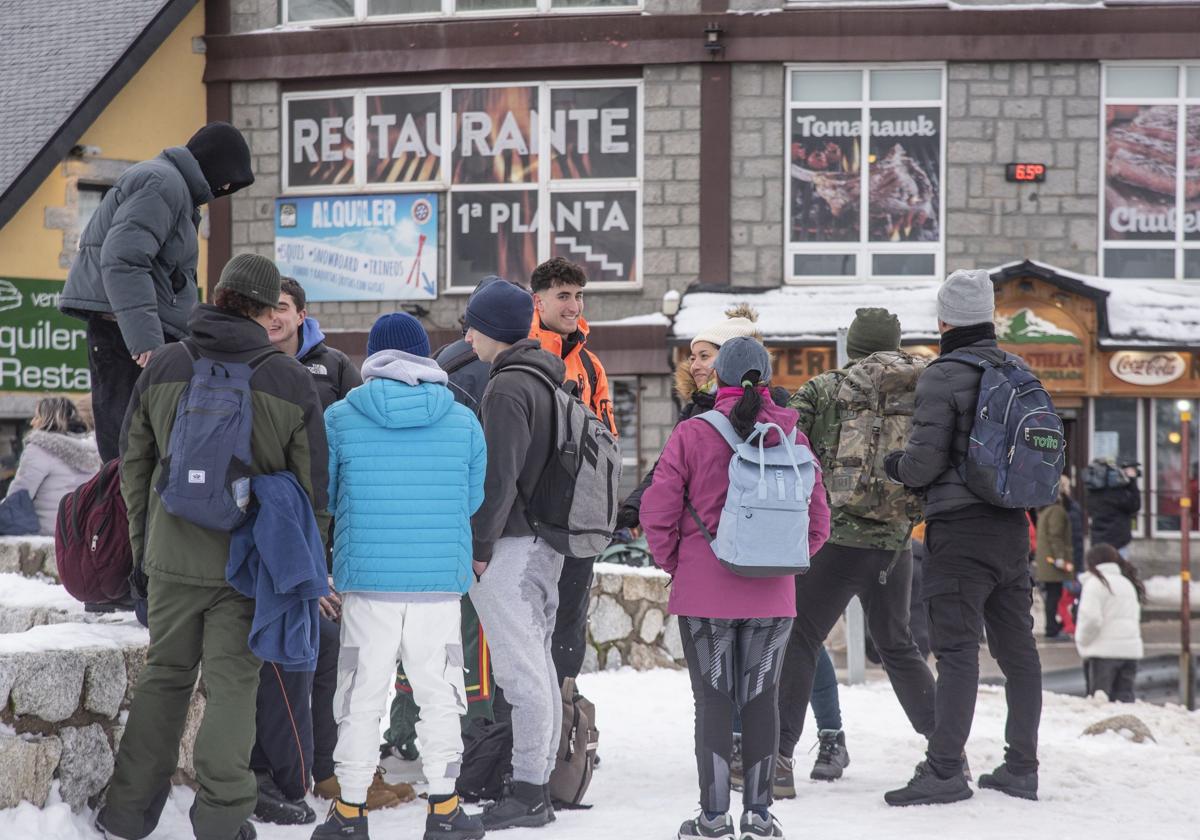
<box><xmin>186</xmin><ymin>122</ymin><xmax>254</xmax><ymax>200</ymax></box>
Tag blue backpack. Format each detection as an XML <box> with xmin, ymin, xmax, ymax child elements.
<box><xmin>686</xmin><ymin>411</ymin><xmax>819</xmax><ymax>578</ymax></box>
<box><xmin>155</xmin><ymin>341</ymin><xmax>275</xmax><ymax>531</ymax></box>
<box><xmin>935</xmin><ymin>351</ymin><xmax>1065</xmax><ymax>509</ymax></box>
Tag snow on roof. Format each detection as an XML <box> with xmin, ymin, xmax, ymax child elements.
<box><xmin>673</xmin><ymin>261</ymin><xmax>1200</xmax><ymax>347</ymax></box>
<box><xmin>589</xmin><ymin>312</ymin><xmax>672</xmax><ymax>328</ymax></box>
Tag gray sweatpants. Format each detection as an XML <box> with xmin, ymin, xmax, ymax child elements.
<box><xmin>471</xmin><ymin>536</ymin><xmax>565</xmax><ymax>785</ymax></box>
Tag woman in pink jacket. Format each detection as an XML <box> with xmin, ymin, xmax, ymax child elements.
<box><xmin>642</xmin><ymin>337</ymin><xmax>830</xmax><ymax>840</ymax></box>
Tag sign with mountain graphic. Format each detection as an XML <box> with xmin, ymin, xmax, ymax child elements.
<box><xmin>995</xmin><ymin>308</ymin><xmax>1081</xmax><ymax>345</ymax></box>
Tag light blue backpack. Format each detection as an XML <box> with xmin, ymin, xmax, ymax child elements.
<box><xmin>685</xmin><ymin>410</ymin><xmax>819</xmax><ymax>578</ymax></box>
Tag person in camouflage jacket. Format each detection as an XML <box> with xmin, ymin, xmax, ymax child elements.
<box><xmin>775</xmin><ymin>308</ymin><xmax>936</xmax><ymax>787</ymax></box>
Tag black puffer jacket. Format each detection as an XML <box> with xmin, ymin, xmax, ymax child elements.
<box><xmin>887</xmin><ymin>331</ymin><xmax>1033</xmax><ymax>520</ymax></box>
<box><xmin>1087</xmin><ymin>479</ymin><xmax>1141</xmax><ymax>550</ymax></box>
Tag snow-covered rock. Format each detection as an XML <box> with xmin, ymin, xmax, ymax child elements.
<box><xmin>83</xmin><ymin>649</ymin><xmax>127</xmax><ymax>718</ymax></box>
<box><xmin>56</xmin><ymin>725</ymin><xmax>112</xmax><ymax>811</ymax></box>
<box><xmin>589</xmin><ymin>596</ymin><xmax>632</xmax><ymax>645</ymax></box>
<box><xmin>0</xmin><ymin>734</ymin><xmax>61</xmax><ymax>809</ymax></box>
<box><xmin>9</xmin><ymin>650</ymin><xmax>87</xmax><ymax>723</ymax></box>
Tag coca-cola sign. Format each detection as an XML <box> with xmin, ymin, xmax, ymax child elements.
<box><xmin>1109</xmin><ymin>351</ymin><xmax>1187</xmax><ymax>386</ymax></box>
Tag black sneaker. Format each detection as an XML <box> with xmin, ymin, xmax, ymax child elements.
<box><xmin>678</xmin><ymin>812</ymin><xmax>735</xmax><ymax>839</ymax></box>
<box><xmin>189</xmin><ymin>799</ymin><xmax>258</xmax><ymax>839</ymax></box>
<box><xmin>730</xmin><ymin>734</ymin><xmax>744</xmax><ymax>792</ymax></box>
<box><xmin>254</xmin><ymin>771</ymin><xmax>316</xmax><ymax>825</ymax></box>
<box><xmin>810</xmin><ymin>730</ymin><xmax>850</xmax><ymax>781</ymax></box>
<box><xmin>772</xmin><ymin>754</ymin><xmax>796</xmax><ymax>800</ymax></box>
<box><xmin>739</xmin><ymin>810</ymin><xmax>784</xmax><ymax>839</ymax></box>
<box><xmin>884</xmin><ymin>761</ymin><xmax>973</xmax><ymax>807</ymax></box>
<box><xmin>542</xmin><ymin>784</ymin><xmax>557</xmax><ymax>822</ymax></box>
<box><xmin>311</xmin><ymin>799</ymin><xmax>369</xmax><ymax>838</ymax></box>
<box><xmin>978</xmin><ymin>764</ymin><xmax>1039</xmax><ymax>801</ymax></box>
<box><xmin>481</xmin><ymin>779</ymin><xmax>551</xmax><ymax>830</ymax></box>
<box><xmin>425</xmin><ymin>795</ymin><xmax>485</xmax><ymax>840</ymax></box>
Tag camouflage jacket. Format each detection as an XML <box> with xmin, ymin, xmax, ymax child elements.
<box><xmin>789</xmin><ymin>366</ymin><xmax>914</xmax><ymax>551</ymax></box>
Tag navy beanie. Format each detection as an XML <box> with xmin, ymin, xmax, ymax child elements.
<box><xmin>465</xmin><ymin>281</ymin><xmax>533</xmax><ymax>345</ymax></box>
<box><xmin>367</xmin><ymin>312</ymin><xmax>430</xmax><ymax>357</ymax></box>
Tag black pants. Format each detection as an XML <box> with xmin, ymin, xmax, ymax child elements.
<box><xmin>551</xmin><ymin>555</ymin><xmax>595</xmax><ymax>680</ymax></box>
<box><xmin>778</xmin><ymin>543</ymin><xmax>936</xmax><ymax>758</ymax></box>
<box><xmin>250</xmin><ymin>616</ymin><xmax>340</xmax><ymax>798</ymax></box>
<box><xmin>924</xmin><ymin>512</ymin><xmax>1042</xmax><ymax>778</ymax></box>
<box><xmin>1085</xmin><ymin>658</ymin><xmax>1137</xmax><ymax>702</ymax></box>
<box><xmin>679</xmin><ymin>616</ymin><xmax>792</xmax><ymax>815</ymax></box>
<box><xmin>1040</xmin><ymin>582</ymin><xmax>1064</xmax><ymax>638</ymax></box>
<box><xmin>86</xmin><ymin>316</ymin><xmax>149</xmax><ymax>462</ymax></box>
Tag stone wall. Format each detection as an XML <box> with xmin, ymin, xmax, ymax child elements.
<box><xmin>581</xmin><ymin>564</ymin><xmax>684</xmax><ymax>673</ymax></box>
<box><xmin>731</xmin><ymin>63</ymin><xmax>785</xmax><ymax>287</ymax></box>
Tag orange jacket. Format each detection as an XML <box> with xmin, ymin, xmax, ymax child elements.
<box><xmin>529</xmin><ymin>315</ymin><xmax>618</xmax><ymax>436</ymax></box>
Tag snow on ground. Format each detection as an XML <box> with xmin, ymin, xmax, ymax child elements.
<box><xmin>4</xmin><ymin>667</ymin><xmax>1197</xmax><ymax>839</ymax></box>
<box><xmin>0</xmin><ymin>573</ymin><xmax>84</xmax><ymax>613</ymax></box>
<box><xmin>0</xmin><ymin>619</ymin><xmax>147</xmax><ymax>654</ymax></box>
<box><xmin>1143</xmin><ymin>575</ymin><xmax>1200</xmax><ymax>609</ymax></box>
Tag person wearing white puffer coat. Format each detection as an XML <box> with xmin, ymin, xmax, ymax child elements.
<box><xmin>1075</xmin><ymin>543</ymin><xmax>1146</xmax><ymax>702</ymax></box>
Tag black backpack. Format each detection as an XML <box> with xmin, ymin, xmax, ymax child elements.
<box><xmin>456</xmin><ymin>719</ymin><xmax>513</xmax><ymax>803</ymax></box>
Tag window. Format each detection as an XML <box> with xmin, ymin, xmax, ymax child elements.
<box><xmin>785</xmin><ymin>65</ymin><xmax>945</xmax><ymax>283</ymax></box>
<box><xmin>282</xmin><ymin>81</ymin><xmax>642</xmax><ymax>290</ymax></box>
<box><xmin>610</xmin><ymin>377</ymin><xmax>641</xmax><ymax>499</ymax></box>
<box><xmin>1091</xmin><ymin>397</ymin><xmax>1145</xmax><ymax>538</ymax></box>
<box><xmin>283</xmin><ymin>0</ymin><xmax>637</xmax><ymax>23</ymax></box>
<box><xmin>1100</xmin><ymin>64</ymin><xmax>1200</xmax><ymax>280</ymax></box>
<box><xmin>76</xmin><ymin>184</ymin><xmax>110</xmax><ymax>233</ymax></box>
<box><xmin>1152</xmin><ymin>398</ymin><xmax>1199</xmax><ymax>534</ymax></box>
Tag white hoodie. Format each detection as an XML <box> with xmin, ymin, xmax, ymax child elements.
<box><xmin>1074</xmin><ymin>562</ymin><xmax>1144</xmax><ymax>660</ymax></box>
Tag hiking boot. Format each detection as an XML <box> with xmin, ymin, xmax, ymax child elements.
<box><xmin>730</xmin><ymin>734</ymin><xmax>744</xmax><ymax>792</ymax></box>
<box><xmin>95</xmin><ymin>809</ymin><xmax>131</xmax><ymax>840</ymax></box>
<box><xmin>884</xmin><ymin>761</ymin><xmax>973</xmax><ymax>807</ymax></box>
<box><xmin>542</xmin><ymin>784</ymin><xmax>557</xmax><ymax>822</ymax></box>
<box><xmin>425</xmin><ymin>794</ymin><xmax>485</xmax><ymax>840</ymax></box>
<box><xmin>810</xmin><ymin>730</ymin><xmax>850</xmax><ymax>781</ymax></box>
<box><xmin>189</xmin><ymin>799</ymin><xmax>257</xmax><ymax>839</ymax></box>
<box><xmin>254</xmin><ymin>771</ymin><xmax>316</xmax><ymax>825</ymax></box>
<box><xmin>481</xmin><ymin>779</ymin><xmax>551</xmax><ymax>830</ymax></box>
<box><xmin>739</xmin><ymin>810</ymin><xmax>784</xmax><ymax>839</ymax></box>
<box><xmin>678</xmin><ymin>812</ymin><xmax>735</xmax><ymax>839</ymax></box>
<box><xmin>978</xmin><ymin>764</ymin><xmax>1039</xmax><ymax>801</ymax></box>
<box><xmin>311</xmin><ymin>799</ymin><xmax>369</xmax><ymax>838</ymax></box>
<box><xmin>772</xmin><ymin>755</ymin><xmax>796</xmax><ymax>800</ymax></box>
<box><xmin>314</xmin><ymin>771</ymin><xmax>412</xmax><ymax>810</ymax></box>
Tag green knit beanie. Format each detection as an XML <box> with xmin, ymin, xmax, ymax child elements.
<box><xmin>215</xmin><ymin>253</ymin><xmax>281</xmax><ymax>307</ymax></box>
<box><xmin>846</xmin><ymin>307</ymin><xmax>901</xmax><ymax>360</ymax></box>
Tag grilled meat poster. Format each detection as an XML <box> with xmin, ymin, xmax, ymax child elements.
<box><xmin>790</xmin><ymin>107</ymin><xmax>940</xmax><ymax>243</ymax></box>
<box><xmin>1104</xmin><ymin>104</ymin><xmax>1200</xmax><ymax>240</ymax></box>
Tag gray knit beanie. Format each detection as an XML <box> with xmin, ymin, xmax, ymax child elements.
<box><xmin>937</xmin><ymin>269</ymin><xmax>995</xmax><ymax>327</ymax></box>
<box><xmin>215</xmin><ymin>253</ymin><xmax>281</xmax><ymax>307</ymax></box>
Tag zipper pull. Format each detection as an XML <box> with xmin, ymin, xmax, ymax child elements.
<box><xmin>90</xmin><ymin>534</ymin><xmax>98</xmax><ymax>551</ymax></box>
<box><xmin>1008</xmin><ymin>444</ymin><xmax>1016</xmax><ymax>463</ymax></box>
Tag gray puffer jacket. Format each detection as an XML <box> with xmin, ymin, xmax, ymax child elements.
<box><xmin>60</xmin><ymin>147</ymin><xmax>213</xmax><ymax>355</ymax></box>
<box><xmin>890</xmin><ymin>337</ymin><xmax>1026</xmax><ymax>520</ymax></box>
<box><xmin>5</xmin><ymin>431</ymin><xmax>101</xmax><ymax>536</ymax></box>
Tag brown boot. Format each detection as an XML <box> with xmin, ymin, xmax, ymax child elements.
<box><xmin>371</xmin><ymin>767</ymin><xmax>416</xmax><ymax>805</ymax></box>
<box><xmin>313</xmin><ymin>775</ymin><xmax>404</xmax><ymax>810</ymax></box>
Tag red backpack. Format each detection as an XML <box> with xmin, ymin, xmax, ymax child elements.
<box><xmin>55</xmin><ymin>459</ymin><xmax>132</xmax><ymax>603</ymax></box>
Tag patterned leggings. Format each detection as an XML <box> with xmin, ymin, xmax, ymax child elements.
<box><xmin>679</xmin><ymin>616</ymin><xmax>793</xmax><ymax>814</ymax></box>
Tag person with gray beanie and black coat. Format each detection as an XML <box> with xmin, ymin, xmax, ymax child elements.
<box><xmin>882</xmin><ymin>269</ymin><xmax>1042</xmax><ymax>807</ymax></box>
<box><xmin>60</xmin><ymin>122</ymin><xmax>254</xmax><ymax>462</ymax></box>
<box><xmin>464</xmin><ymin>280</ymin><xmax>563</xmax><ymax>831</ymax></box>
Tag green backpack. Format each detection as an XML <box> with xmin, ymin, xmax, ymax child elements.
<box><xmin>823</xmin><ymin>350</ymin><xmax>926</xmax><ymax>524</ymax></box>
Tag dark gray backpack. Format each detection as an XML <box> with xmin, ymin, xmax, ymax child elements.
<box><xmin>155</xmin><ymin>341</ymin><xmax>275</xmax><ymax>531</ymax></box>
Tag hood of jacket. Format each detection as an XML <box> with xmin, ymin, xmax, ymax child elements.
<box><xmin>161</xmin><ymin>147</ymin><xmax>214</xmax><ymax>207</ymax></box>
<box><xmin>187</xmin><ymin>304</ymin><xmax>275</xmax><ymax>357</ymax></box>
<box><xmin>490</xmin><ymin>338</ymin><xmax>568</xmax><ymax>384</ymax></box>
<box><xmin>23</xmin><ymin>430</ymin><xmax>101</xmax><ymax>474</ymax></box>
<box><xmin>529</xmin><ymin>314</ymin><xmax>591</xmax><ymax>359</ymax></box>
<box><xmin>349</xmin><ymin>351</ymin><xmax>454</xmax><ymax>428</ymax></box>
<box><xmin>297</xmin><ymin>316</ymin><xmax>327</xmax><ymax>360</ymax></box>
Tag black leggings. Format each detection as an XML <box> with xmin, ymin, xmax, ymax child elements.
<box><xmin>679</xmin><ymin>616</ymin><xmax>792</xmax><ymax>815</ymax></box>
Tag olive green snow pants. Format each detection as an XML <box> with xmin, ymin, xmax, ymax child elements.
<box><xmin>104</xmin><ymin>577</ymin><xmax>261</xmax><ymax>840</ymax></box>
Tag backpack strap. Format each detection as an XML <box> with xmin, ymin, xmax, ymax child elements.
<box><xmin>693</xmin><ymin>410</ymin><xmax>745</xmax><ymax>452</ymax></box>
<box><xmin>181</xmin><ymin>339</ymin><xmax>277</xmax><ymax>371</ymax></box>
<box><xmin>440</xmin><ymin>345</ymin><xmax>479</xmax><ymax>377</ymax></box>
<box><xmin>579</xmin><ymin>350</ymin><xmax>599</xmax><ymax>402</ymax></box>
<box><xmin>495</xmin><ymin>363</ymin><xmax>564</xmax><ymax>396</ymax></box>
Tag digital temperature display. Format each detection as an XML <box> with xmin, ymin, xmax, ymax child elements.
<box><xmin>1005</xmin><ymin>163</ymin><xmax>1047</xmax><ymax>182</ymax></box>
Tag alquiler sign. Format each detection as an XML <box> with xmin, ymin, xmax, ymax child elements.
<box><xmin>0</xmin><ymin>278</ymin><xmax>90</xmax><ymax>393</ymax></box>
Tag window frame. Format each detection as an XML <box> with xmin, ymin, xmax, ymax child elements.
<box><xmin>1089</xmin><ymin>396</ymin><xmax>1148</xmax><ymax>539</ymax></box>
<box><xmin>782</xmin><ymin>62</ymin><xmax>947</xmax><ymax>286</ymax></box>
<box><xmin>281</xmin><ymin>0</ymin><xmax>642</xmax><ymax>26</ymax></box>
<box><xmin>1099</xmin><ymin>61</ymin><xmax>1200</xmax><ymax>282</ymax></box>
<box><xmin>1148</xmin><ymin>397</ymin><xmax>1200</xmax><ymax>538</ymax></box>
<box><xmin>282</xmin><ymin>79</ymin><xmax>644</xmax><ymax>292</ymax></box>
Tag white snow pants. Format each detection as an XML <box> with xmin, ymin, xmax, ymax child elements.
<box><xmin>332</xmin><ymin>595</ymin><xmax>468</xmax><ymax>800</ymax></box>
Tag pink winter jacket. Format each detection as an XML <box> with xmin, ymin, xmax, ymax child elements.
<box><xmin>641</xmin><ymin>387</ymin><xmax>830</xmax><ymax>619</ymax></box>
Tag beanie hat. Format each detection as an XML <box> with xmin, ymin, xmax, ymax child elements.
<box><xmin>465</xmin><ymin>281</ymin><xmax>533</xmax><ymax>346</ymax></box>
<box><xmin>215</xmin><ymin>253</ymin><xmax>280</xmax><ymax>307</ymax></box>
<box><xmin>937</xmin><ymin>269</ymin><xmax>995</xmax><ymax>327</ymax></box>
<box><xmin>714</xmin><ymin>336</ymin><xmax>773</xmax><ymax>388</ymax></box>
<box><xmin>368</xmin><ymin>312</ymin><xmax>430</xmax><ymax>357</ymax></box>
<box><xmin>186</xmin><ymin>122</ymin><xmax>254</xmax><ymax>199</ymax></box>
<box><xmin>691</xmin><ymin>303</ymin><xmax>762</xmax><ymax>351</ymax></box>
<box><xmin>846</xmin><ymin>307</ymin><xmax>902</xmax><ymax>360</ymax></box>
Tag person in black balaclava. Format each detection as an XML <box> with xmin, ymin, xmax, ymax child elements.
<box><xmin>60</xmin><ymin>122</ymin><xmax>254</xmax><ymax>465</ymax></box>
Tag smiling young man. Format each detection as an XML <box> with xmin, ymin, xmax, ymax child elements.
<box><xmin>270</xmin><ymin>278</ymin><xmax>363</xmax><ymax>410</ymax></box>
<box><xmin>527</xmin><ymin>257</ymin><xmax>618</xmax><ymax>684</ymax></box>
